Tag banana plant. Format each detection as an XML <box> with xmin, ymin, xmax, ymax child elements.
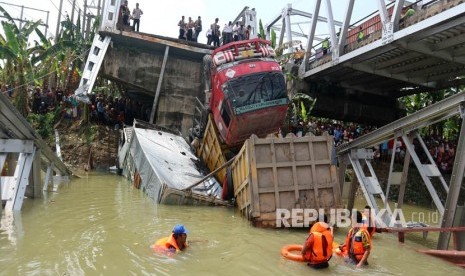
<box><xmin>0</xmin><ymin>5</ymin><xmax>41</xmax><ymax>115</ymax></box>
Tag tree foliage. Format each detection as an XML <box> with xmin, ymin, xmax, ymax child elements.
<box><xmin>401</xmin><ymin>86</ymin><xmax>463</xmax><ymax>139</ymax></box>
<box><xmin>0</xmin><ymin>5</ymin><xmax>41</xmax><ymax>115</ymax></box>
<box><xmin>0</xmin><ymin>4</ymin><xmax>98</xmax><ymax>113</ymax></box>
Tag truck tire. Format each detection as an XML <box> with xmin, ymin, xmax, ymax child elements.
<box><xmin>202</xmin><ymin>54</ymin><xmax>212</xmax><ymax>93</ymax></box>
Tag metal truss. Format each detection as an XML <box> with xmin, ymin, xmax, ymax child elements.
<box><xmin>264</xmin><ymin>3</ymin><xmax>342</xmax><ymax>54</ymax></box>
<box><xmin>337</xmin><ymin>91</ymin><xmax>465</xmax><ymax>249</ymax></box>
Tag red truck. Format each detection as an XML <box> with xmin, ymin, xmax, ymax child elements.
<box><xmin>208</xmin><ymin>38</ymin><xmax>289</xmax><ymax>147</ymax></box>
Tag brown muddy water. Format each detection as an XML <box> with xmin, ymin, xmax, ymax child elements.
<box><xmin>0</xmin><ymin>172</ymin><xmax>463</xmax><ymax>275</ymax></box>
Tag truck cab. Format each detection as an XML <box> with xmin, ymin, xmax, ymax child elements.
<box><xmin>209</xmin><ymin>39</ymin><xmax>289</xmax><ymax>147</ymax></box>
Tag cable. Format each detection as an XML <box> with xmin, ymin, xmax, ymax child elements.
<box><xmin>1</xmin><ymin>46</ymin><xmax>91</xmax><ymax>93</ymax></box>
<box><xmin>47</xmin><ymin>0</ymin><xmax>69</xmax><ymax>21</ymax></box>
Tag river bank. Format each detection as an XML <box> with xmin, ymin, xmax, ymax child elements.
<box><xmin>51</xmin><ymin>119</ymin><xmax>119</xmax><ymax>172</ymax></box>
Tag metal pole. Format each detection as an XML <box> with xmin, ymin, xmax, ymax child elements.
<box><xmin>71</xmin><ymin>0</ymin><xmax>76</xmax><ymax>24</ymax></box>
<box><xmin>149</xmin><ymin>46</ymin><xmax>170</xmax><ymax>124</ymax></box>
<box><xmin>438</xmin><ymin>107</ymin><xmax>465</xmax><ymax>249</ymax></box>
<box><xmin>397</xmin><ymin>151</ymin><xmax>411</xmax><ymax>208</ymax></box>
<box><xmin>278</xmin><ymin>17</ymin><xmax>286</xmax><ymax>48</ymax></box>
<box><xmin>45</xmin><ymin>11</ymin><xmax>49</xmax><ymax>37</ymax></box>
<box><xmin>338</xmin><ymin>0</ymin><xmax>354</xmax><ymax>54</ymax></box>
<box><xmin>19</xmin><ymin>6</ymin><xmax>24</xmax><ymax>29</ymax></box>
<box><xmin>324</xmin><ymin>0</ymin><xmax>337</xmax><ymax>52</ymax></box>
<box><xmin>285</xmin><ymin>4</ymin><xmax>293</xmax><ymax>53</ymax></box>
<box><xmin>83</xmin><ymin>0</ymin><xmax>87</xmax><ymax>36</ymax></box>
<box><xmin>347</xmin><ymin>166</ymin><xmax>357</xmax><ymax>211</ymax></box>
<box><xmin>303</xmin><ymin>0</ymin><xmax>321</xmax><ymax>70</ymax></box>
<box><xmin>32</xmin><ymin>149</ymin><xmax>41</xmax><ymax>198</ymax></box>
<box><xmin>101</xmin><ymin>0</ymin><xmax>105</xmax><ymax>19</ymax></box>
<box><xmin>55</xmin><ymin>0</ymin><xmax>64</xmax><ymax>42</ymax></box>
<box><xmin>392</xmin><ymin>0</ymin><xmax>406</xmax><ymax>31</ymax></box>
<box><xmin>86</xmin><ymin>13</ymin><xmax>92</xmax><ymax>39</ymax></box>
<box><xmin>97</xmin><ymin>0</ymin><xmax>102</xmax><ymax>18</ymax></box>
<box><xmin>385</xmin><ymin>136</ymin><xmax>397</xmax><ymax>209</ymax></box>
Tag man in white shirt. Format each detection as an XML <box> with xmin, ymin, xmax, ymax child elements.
<box><xmin>223</xmin><ymin>21</ymin><xmax>233</xmax><ymax>45</ymax></box>
<box><xmin>132</xmin><ymin>3</ymin><xmax>143</xmax><ymax>32</ymax></box>
<box><xmin>232</xmin><ymin>22</ymin><xmax>239</xmax><ymax>41</ymax></box>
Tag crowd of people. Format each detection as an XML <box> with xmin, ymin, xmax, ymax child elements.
<box><xmin>283</xmin><ymin>119</ymin><xmax>377</xmax><ymax>144</ymax></box>
<box><xmin>283</xmin><ymin>118</ymin><xmax>459</xmax><ymax>172</ymax></box>
<box><xmin>177</xmin><ymin>16</ymin><xmax>203</xmax><ymax>42</ymax></box>
<box><xmin>117</xmin><ymin>1</ymin><xmax>259</xmax><ymax>47</ymax></box>
<box><xmin>177</xmin><ymin>16</ymin><xmax>255</xmax><ymax>47</ymax></box>
<box><xmin>13</xmin><ymin>86</ymin><xmax>150</xmax><ymax>129</ymax></box>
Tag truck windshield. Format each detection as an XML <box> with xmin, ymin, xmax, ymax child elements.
<box><xmin>223</xmin><ymin>72</ymin><xmax>287</xmax><ymax>115</ymax></box>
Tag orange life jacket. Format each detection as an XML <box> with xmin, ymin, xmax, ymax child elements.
<box><xmin>154</xmin><ymin>234</ymin><xmax>187</xmax><ymax>252</ymax></box>
<box><xmin>304</xmin><ymin>222</ymin><xmax>333</xmax><ymax>264</ymax></box>
<box><xmin>344</xmin><ymin>228</ymin><xmax>371</xmax><ymax>261</ymax></box>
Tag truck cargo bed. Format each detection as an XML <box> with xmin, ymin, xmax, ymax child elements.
<box><xmin>231</xmin><ymin>133</ymin><xmax>342</xmax><ymax>227</ymax></box>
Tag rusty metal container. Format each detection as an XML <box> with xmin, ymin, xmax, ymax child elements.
<box><xmin>196</xmin><ymin>115</ymin><xmax>227</xmax><ymax>184</ymax></box>
<box><xmin>231</xmin><ymin>132</ymin><xmax>341</xmax><ymax>227</ymax></box>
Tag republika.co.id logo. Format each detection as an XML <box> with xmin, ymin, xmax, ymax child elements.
<box><xmin>275</xmin><ymin>208</ymin><xmax>411</xmax><ymax>228</ymax></box>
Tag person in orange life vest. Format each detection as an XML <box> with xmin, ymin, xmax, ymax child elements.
<box><xmin>155</xmin><ymin>224</ymin><xmax>188</xmax><ymax>252</ymax></box>
<box><xmin>301</xmin><ymin>221</ymin><xmax>334</xmax><ymax>269</ymax></box>
<box><xmin>339</xmin><ymin>211</ymin><xmax>372</xmax><ymax>268</ymax></box>
<box><xmin>362</xmin><ymin>205</ymin><xmax>376</xmax><ymax>237</ymax></box>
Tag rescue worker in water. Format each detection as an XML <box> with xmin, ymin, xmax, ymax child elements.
<box><xmin>154</xmin><ymin>224</ymin><xmax>188</xmax><ymax>252</ymax></box>
<box><xmin>301</xmin><ymin>221</ymin><xmax>334</xmax><ymax>269</ymax></box>
<box><xmin>339</xmin><ymin>211</ymin><xmax>372</xmax><ymax>268</ymax></box>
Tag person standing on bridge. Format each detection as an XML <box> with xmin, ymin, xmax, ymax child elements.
<box><xmin>322</xmin><ymin>38</ymin><xmax>329</xmax><ymax>55</ymax></box>
<box><xmin>117</xmin><ymin>0</ymin><xmax>130</xmax><ymax>30</ymax></box>
<box><xmin>121</xmin><ymin>1</ymin><xmax>131</xmax><ymax>26</ymax></box>
<box><xmin>132</xmin><ymin>3</ymin><xmax>143</xmax><ymax>32</ymax></box>
<box><xmin>178</xmin><ymin>16</ymin><xmax>187</xmax><ymax>40</ymax></box>
<box><xmin>187</xmin><ymin>17</ymin><xmax>195</xmax><ymax>41</ymax></box>
<box><xmin>357</xmin><ymin>26</ymin><xmax>364</xmax><ymax>43</ymax></box>
<box><xmin>194</xmin><ymin>16</ymin><xmax>202</xmax><ymax>42</ymax></box>
<box><xmin>245</xmin><ymin>25</ymin><xmax>251</xmax><ymax>40</ymax></box>
<box><xmin>222</xmin><ymin>21</ymin><xmax>233</xmax><ymax>45</ymax></box>
<box><xmin>400</xmin><ymin>6</ymin><xmax>415</xmax><ymax>26</ymax></box>
<box><xmin>232</xmin><ymin>22</ymin><xmax>240</xmax><ymax>41</ymax></box>
<box><xmin>211</xmin><ymin>18</ymin><xmax>220</xmax><ymax>47</ymax></box>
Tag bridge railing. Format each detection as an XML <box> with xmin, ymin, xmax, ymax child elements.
<box><xmin>307</xmin><ymin>0</ymin><xmax>461</xmax><ymax>69</ymax></box>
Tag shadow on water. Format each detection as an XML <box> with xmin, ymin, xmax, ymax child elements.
<box><xmin>0</xmin><ymin>172</ymin><xmax>463</xmax><ymax>275</ymax></box>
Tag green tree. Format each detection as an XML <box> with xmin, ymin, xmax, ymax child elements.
<box><xmin>258</xmin><ymin>19</ymin><xmax>265</xmax><ymax>39</ymax></box>
<box><xmin>401</xmin><ymin>87</ymin><xmax>463</xmax><ymax>138</ymax></box>
<box><xmin>32</xmin><ymin>14</ymin><xmax>90</xmax><ymax>91</ymax></box>
<box><xmin>0</xmin><ymin>5</ymin><xmax>41</xmax><ymax>115</ymax></box>
<box><xmin>271</xmin><ymin>30</ymin><xmax>276</xmax><ymax>48</ymax></box>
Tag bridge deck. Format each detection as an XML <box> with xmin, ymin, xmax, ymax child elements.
<box><xmin>302</xmin><ymin>0</ymin><xmax>465</xmax><ymax>98</ymax></box>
